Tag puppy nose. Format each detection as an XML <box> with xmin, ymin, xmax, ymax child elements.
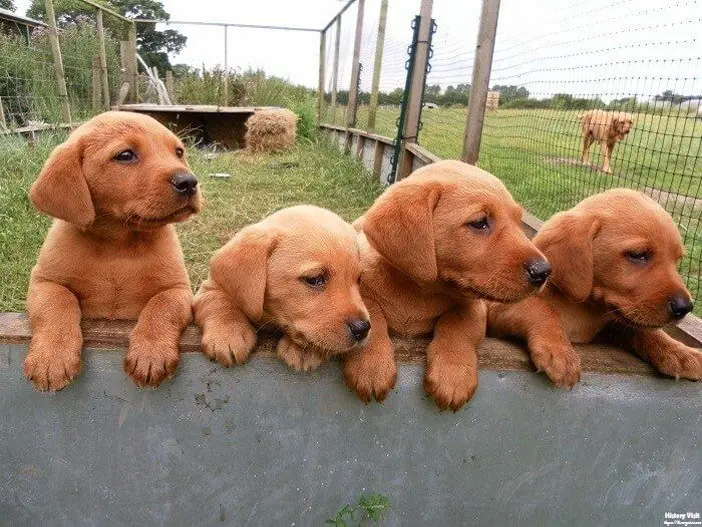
<box><xmin>171</xmin><ymin>173</ymin><xmax>198</xmax><ymax>197</ymax></box>
<box><xmin>524</xmin><ymin>259</ymin><xmax>551</xmax><ymax>286</ymax></box>
<box><xmin>347</xmin><ymin>318</ymin><xmax>371</xmax><ymax>342</ymax></box>
<box><xmin>668</xmin><ymin>294</ymin><xmax>693</xmax><ymax>320</ymax></box>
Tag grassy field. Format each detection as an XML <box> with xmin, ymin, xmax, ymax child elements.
<box><xmin>328</xmin><ymin>105</ymin><xmax>702</xmax><ymax>306</ymax></box>
<box><xmin>0</xmin><ymin>134</ymin><xmax>382</xmax><ymax>312</ymax></box>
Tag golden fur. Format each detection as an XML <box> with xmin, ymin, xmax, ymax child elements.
<box><xmin>344</xmin><ymin>160</ymin><xmax>550</xmax><ymax>410</ymax></box>
<box><xmin>24</xmin><ymin>111</ymin><xmax>203</xmax><ymax>391</ymax></box>
<box><xmin>581</xmin><ymin>109</ymin><xmax>634</xmax><ymax>174</ymax></box>
<box><xmin>489</xmin><ymin>189</ymin><xmax>701</xmax><ymax>385</ymax></box>
<box><xmin>193</xmin><ymin>205</ymin><xmax>370</xmax><ymax>372</ymax></box>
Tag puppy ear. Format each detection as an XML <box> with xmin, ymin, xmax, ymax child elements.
<box><xmin>209</xmin><ymin>225</ymin><xmax>277</xmax><ymax>322</ymax></box>
<box><xmin>29</xmin><ymin>140</ymin><xmax>95</xmax><ymax>228</ymax></box>
<box><xmin>362</xmin><ymin>181</ymin><xmax>441</xmax><ymax>283</ymax></box>
<box><xmin>534</xmin><ymin>211</ymin><xmax>600</xmax><ymax>303</ymax></box>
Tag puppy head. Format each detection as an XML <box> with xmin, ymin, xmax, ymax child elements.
<box><xmin>210</xmin><ymin>205</ymin><xmax>370</xmax><ymax>355</ymax></box>
<box><xmin>613</xmin><ymin>112</ymin><xmax>633</xmax><ymax>137</ymax></box>
<box><xmin>361</xmin><ymin>160</ymin><xmax>550</xmax><ymax>302</ymax></box>
<box><xmin>30</xmin><ymin>111</ymin><xmax>203</xmax><ymax>229</ymax></box>
<box><xmin>535</xmin><ymin>188</ymin><xmax>692</xmax><ymax>327</ymax></box>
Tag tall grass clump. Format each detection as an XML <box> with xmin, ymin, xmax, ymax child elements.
<box><xmin>0</xmin><ymin>22</ymin><xmax>120</xmax><ymax>126</ymax></box>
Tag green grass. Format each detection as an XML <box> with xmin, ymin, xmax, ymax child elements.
<box><xmin>326</xmin><ymin>104</ymin><xmax>702</xmax><ymax>308</ymax></box>
<box><xmin>0</xmin><ymin>136</ymin><xmax>382</xmax><ymax>312</ymax></box>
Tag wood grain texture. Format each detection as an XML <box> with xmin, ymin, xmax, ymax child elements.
<box><xmin>0</xmin><ymin>312</ymin><xmax>657</xmax><ymax>376</ymax></box>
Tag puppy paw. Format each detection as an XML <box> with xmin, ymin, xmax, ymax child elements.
<box><xmin>654</xmin><ymin>345</ymin><xmax>702</xmax><ymax>381</ymax></box>
<box><xmin>424</xmin><ymin>354</ymin><xmax>477</xmax><ymax>412</ymax></box>
<box><xmin>200</xmin><ymin>323</ymin><xmax>256</xmax><ymax>367</ymax></box>
<box><xmin>602</xmin><ymin>166</ymin><xmax>613</xmax><ymax>174</ymax></box>
<box><xmin>343</xmin><ymin>346</ymin><xmax>397</xmax><ymax>403</ymax></box>
<box><xmin>24</xmin><ymin>336</ymin><xmax>82</xmax><ymax>392</ymax></box>
<box><xmin>276</xmin><ymin>336</ymin><xmax>325</xmax><ymax>372</ymax></box>
<box><xmin>124</xmin><ymin>338</ymin><xmax>179</xmax><ymax>388</ymax></box>
<box><xmin>530</xmin><ymin>341</ymin><xmax>581</xmax><ymax>388</ymax></box>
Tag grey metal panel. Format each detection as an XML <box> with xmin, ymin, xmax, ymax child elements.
<box><xmin>0</xmin><ymin>343</ymin><xmax>700</xmax><ymax>527</ymax></box>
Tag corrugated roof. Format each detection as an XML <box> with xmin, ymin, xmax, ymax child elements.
<box><xmin>0</xmin><ymin>7</ymin><xmax>47</xmax><ymax>28</ymax></box>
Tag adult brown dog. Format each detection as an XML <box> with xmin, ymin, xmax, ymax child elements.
<box><xmin>344</xmin><ymin>160</ymin><xmax>551</xmax><ymax>411</ymax></box>
<box><xmin>489</xmin><ymin>189</ymin><xmax>701</xmax><ymax>385</ymax></box>
<box><xmin>193</xmin><ymin>205</ymin><xmax>370</xmax><ymax>372</ymax></box>
<box><xmin>581</xmin><ymin>110</ymin><xmax>634</xmax><ymax>174</ymax></box>
<box><xmin>25</xmin><ymin>111</ymin><xmax>203</xmax><ymax>391</ymax></box>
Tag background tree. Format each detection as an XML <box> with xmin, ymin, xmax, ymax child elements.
<box><xmin>491</xmin><ymin>84</ymin><xmax>529</xmax><ymax>105</ymax></box>
<box><xmin>27</xmin><ymin>0</ymin><xmax>186</xmax><ymax>71</ymax></box>
<box><xmin>0</xmin><ymin>0</ymin><xmax>16</xmax><ymax>11</ymax></box>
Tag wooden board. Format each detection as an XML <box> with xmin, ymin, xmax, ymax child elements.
<box><xmin>0</xmin><ymin>312</ymin><xmax>657</xmax><ymax>376</ymax></box>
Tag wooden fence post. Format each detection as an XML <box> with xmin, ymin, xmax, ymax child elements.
<box><xmin>396</xmin><ymin>0</ymin><xmax>433</xmax><ymax>180</ymax></box>
<box><xmin>317</xmin><ymin>30</ymin><xmax>326</xmax><ymax>122</ymax></box>
<box><xmin>367</xmin><ymin>0</ymin><xmax>388</xmax><ymax>132</ymax></box>
<box><xmin>128</xmin><ymin>23</ymin><xmax>138</xmax><ymax>103</ymax></box>
<box><xmin>461</xmin><ymin>0</ymin><xmax>501</xmax><ymax>165</ymax></box>
<box><xmin>44</xmin><ymin>0</ymin><xmax>72</xmax><ymax>124</ymax></box>
<box><xmin>92</xmin><ymin>55</ymin><xmax>102</xmax><ymax>112</ymax></box>
<box><xmin>346</xmin><ymin>0</ymin><xmax>365</xmax><ymax>128</ymax></box>
<box><xmin>330</xmin><ymin>16</ymin><xmax>341</xmax><ymax>124</ymax></box>
<box><xmin>165</xmin><ymin>70</ymin><xmax>174</xmax><ymax>103</ymax></box>
<box><xmin>96</xmin><ymin>9</ymin><xmax>110</xmax><ymax>109</ymax></box>
<box><xmin>0</xmin><ymin>97</ymin><xmax>6</xmax><ymax>129</ymax></box>
<box><xmin>222</xmin><ymin>25</ymin><xmax>229</xmax><ymax>106</ymax></box>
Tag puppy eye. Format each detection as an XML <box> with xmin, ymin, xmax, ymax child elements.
<box><xmin>357</xmin><ymin>275</ymin><xmax>362</xmax><ymax>285</ymax></box>
<box><xmin>626</xmin><ymin>250</ymin><xmax>649</xmax><ymax>263</ymax></box>
<box><xmin>301</xmin><ymin>274</ymin><xmax>327</xmax><ymax>289</ymax></box>
<box><xmin>176</xmin><ymin>147</ymin><xmax>184</xmax><ymax>158</ymax></box>
<box><xmin>467</xmin><ymin>217</ymin><xmax>490</xmax><ymax>231</ymax></box>
<box><xmin>114</xmin><ymin>150</ymin><xmax>137</xmax><ymax>163</ymax></box>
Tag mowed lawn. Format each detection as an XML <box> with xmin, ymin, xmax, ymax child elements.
<box><xmin>0</xmin><ymin>134</ymin><xmax>382</xmax><ymax>312</ymax></box>
<box><xmin>328</xmin><ymin>105</ymin><xmax>702</xmax><ymax>307</ymax></box>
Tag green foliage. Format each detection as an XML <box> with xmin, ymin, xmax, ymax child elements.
<box><xmin>27</xmin><ymin>0</ymin><xmax>185</xmax><ymax>71</ymax></box>
<box><xmin>0</xmin><ymin>22</ymin><xmax>120</xmax><ymax>125</ymax></box>
<box><xmin>491</xmin><ymin>84</ymin><xmax>530</xmax><ymax>105</ymax></box>
<box><xmin>0</xmin><ymin>0</ymin><xmax>15</xmax><ymax>11</ymax></box>
<box><xmin>173</xmin><ymin>65</ymin><xmax>246</xmax><ymax>106</ymax></box>
<box><xmin>326</xmin><ymin>494</ymin><xmax>391</xmax><ymax>527</ymax></box>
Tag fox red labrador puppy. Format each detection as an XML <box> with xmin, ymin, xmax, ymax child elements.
<box><xmin>345</xmin><ymin>160</ymin><xmax>551</xmax><ymax>410</ymax></box>
<box><xmin>194</xmin><ymin>205</ymin><xmax>370</xmax><ymax>372</ymax></box>
<box><xmin>25</xmin><ymin>111</ymin><xmax>203</xmax><ymax>391</ymax></box>
<box><xmin>489</xmin><ymin>189</ymin><xmax>701</xmax><ymax>385</ymax></box>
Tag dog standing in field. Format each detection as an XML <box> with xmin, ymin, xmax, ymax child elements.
<box><xmin>344</xmin><ymin>160</ymin><xmax>552</xmax><ymax>411</ymax></box>
<box><xmin>193</xmin><ymin>206</ymin><xmax>370</xmax><ymax>372</ymax></box>
<box><xmin>581</xmin><ymin>110</ymin><xmax>634</xmax><ymax>174</ymax></box>
<box><xmin>489</xmin><ymin>189</ymin><xmax>702</xmax><ymax>385</ymax></box>
<box><xmin>25</xmin><ymin>112</ymin><xmax>203</xmax><ymax>391</ymax></box>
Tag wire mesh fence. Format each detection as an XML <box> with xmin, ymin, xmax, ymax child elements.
<box><xmin>319</xmin><ymin>0</ymin><xmax>702</xmax><ymax>310</ymax></box>
<box><xmin>0</xmin><ymin>16</ymin><xmax>121</xmax><ymax>129</ymax></box>
<box><xmin>478</xmin><ymin>0</ymin><xmax>702</xmax><ymax>307</ymax></box>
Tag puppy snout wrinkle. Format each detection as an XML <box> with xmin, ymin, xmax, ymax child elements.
<box><xmin>668</xmin><ymin>293</ymin><xmax>693</xmax><ymax>320</ymax></box>
<box><xmin>347</xmin><ymin>318</ymin><xmax>371</xmax><ymax>342</ymax></box>
<box><xmin>524</xmin><ymin>259</ymin><xmax>551</xmax><ymax>286</ymax></box>
<box><xmin>171</xmin><ymin>173</ymin><xmax>199</xmax><ymax>197</ymax></box>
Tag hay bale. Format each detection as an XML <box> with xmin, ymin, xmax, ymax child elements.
<box><xmin>245</xmin><ymin>108</ymin><xmax>298</xmax><ymax>153</ymax></box>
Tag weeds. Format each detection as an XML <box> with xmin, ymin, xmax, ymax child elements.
<box><xmin>326</xmin><ymin>494</ymin><xmax>391</xmax><ymax>526</ymax></box>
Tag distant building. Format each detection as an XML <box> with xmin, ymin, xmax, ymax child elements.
<box><xmin>0</xmin><ymin>8</ymin><xmax>47</xmax><ymax>41</ymax></box>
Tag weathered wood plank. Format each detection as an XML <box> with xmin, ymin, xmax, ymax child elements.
<box><xmin>0</xmin><ymin>312</ymin><xmax>658</xmax><ymax>376</ymax></box>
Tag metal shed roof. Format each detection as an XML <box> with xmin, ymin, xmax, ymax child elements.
<box><xmin>0</xmin><ymin>7</ymin><xmax>47</xmax><ymax>28</ymax></box>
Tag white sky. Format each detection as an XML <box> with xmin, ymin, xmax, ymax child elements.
<box><xmin>15</xmin><ymin>0</ymin><xmax>702</xmax><ymax>100</ymax></box>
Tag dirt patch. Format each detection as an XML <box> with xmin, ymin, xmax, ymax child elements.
<box><xmin>545</xmin><ymin>156</ymin><xmax>702</xmax><ymax>211</ymax></box>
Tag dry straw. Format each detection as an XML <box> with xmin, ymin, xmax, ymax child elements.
<box><xmin>245</xmin><ymin>108</ymin><xmax>298</xmax><ymax>153</ymax></box>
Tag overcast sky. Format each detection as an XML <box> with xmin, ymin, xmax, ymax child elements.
<box><xmin>16</xmin><ymin>0</ymin><xmax>702</xmax><ymax>101</ymax></box>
